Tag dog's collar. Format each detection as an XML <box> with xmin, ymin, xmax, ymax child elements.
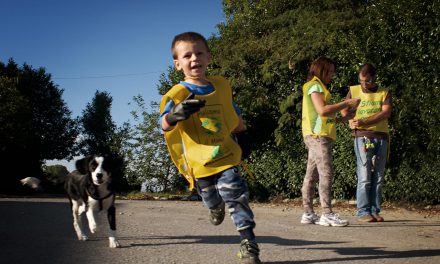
<box><xmin>87</xmin><ymin>186</ymin><xmax>114</xmax><ymax>211</ymax></box>
<box><xmin>86</xmin><ymin>186</ymin><xmax>114</xmax><ymax>201</ymax></box>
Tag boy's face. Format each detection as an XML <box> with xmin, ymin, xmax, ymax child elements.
<box><xmin>359</xmin><ymin>73</ymin><xmax>375</xmax><ymax>90</ymax></box>
<box><xmin>173</xmin><ymin>40</ymin><xmax>211</xmax><ymax>80</ymax></box>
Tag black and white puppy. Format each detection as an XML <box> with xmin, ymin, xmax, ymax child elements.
<box><xmin>64</xmin><ymin>155</ymin><xmax>120</xmax><ymax>248</ymax></box>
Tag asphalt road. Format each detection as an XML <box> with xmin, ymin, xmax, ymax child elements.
<box><xmin>0</xmin><ymin>197</ymin><xmax>439</xmax><ymax>264</ymax></box>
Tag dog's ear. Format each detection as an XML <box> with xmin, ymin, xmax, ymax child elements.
<box><xmin>75</xmin><ymin>155</ymin><xmax>95</xmax><ymax>174</ymax></box>
<box><xmin>103</xmin><ymin>153</ymin><xmax>123</xmax><ymax>172</ymax></box>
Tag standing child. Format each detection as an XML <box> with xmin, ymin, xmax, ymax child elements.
<box><xmin>300</xmin><ymin>56</ymin><xmax>360</xmax><ymax>227</ymax></box>
<box><xmin>160</xmin><ymin>32</ymin><xmax>261</xmax><ymax>264</ymax></box>
<box><xmin>342</xmin><ymin>63</ymin><xmax>391</xmax><ymax>222</ymax></box>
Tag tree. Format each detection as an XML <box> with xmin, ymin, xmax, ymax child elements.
<box><xmin>44</xmin><ymin>164</ymin><xmax>69</xmax><ymax>183</ymax></box>
<box><xmin>125</xmin><ymin>95</ymin><xmax>181</xmax><ymax>192</ymax></box>
<box><xmin>0</xmin><ymin>59</ymin><xmax>79</xmax><ymax>193</ymax></box>
<box><xmin>78</xmin><ymin>91</ymin><xmax>117</xmax><ymax>155</ymax></box>
<box><xmin>43</xmin><ymin>164</ymin><xmax>69</xmax><ymax>193</ymax></box>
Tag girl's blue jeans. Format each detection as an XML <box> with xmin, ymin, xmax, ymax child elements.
<box><xmin>354</xmin><ymin>137</ymin><xmax>388</xmax><ymax>217</ymax></box>
<box><xmin>195</xmin><ymin>166</ymin><xmax>255</xmax><ymax>231</ymax></box>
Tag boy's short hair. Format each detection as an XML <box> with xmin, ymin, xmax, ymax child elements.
<box><xmin>171</xmin><ymin>32</ymin><xmax>210</xmax><ymax>59</ymax></box>
<box><xmin>359</xmin><ymin>63</ymin><xmax>376</xmax><ymax>77</ymax></box>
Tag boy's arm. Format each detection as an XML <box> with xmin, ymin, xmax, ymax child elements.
<box><xmin>232</xmin><ymin>115</ymin><xmax>246</xmax><ymax>133</ymax></box>
<box><xmin>161</xmin><ymin>113</ymin><xmax>175</xmax><ymax>131</ymax></box>
<box><xmin>161</xmin><ymin>100</ymin><xmax>175</xmax><ymax>131</ymax></box>
<box><xmin>161</xmin><ymin>93</ymin><xmax>205</xmax><ymax>131</ymax></box>
<box><xmin>232</xmin><ymin>115</ymin><xmax>250</xmax><ymax>159</ymax></box>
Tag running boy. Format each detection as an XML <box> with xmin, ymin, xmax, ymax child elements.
<box><xmin>160</xmin><ymin>32</ymin><xmax>260</xmax><ymax>264</ymax></box>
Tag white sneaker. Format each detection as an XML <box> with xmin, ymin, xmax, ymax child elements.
<box><xmin>301</xmin><ymin>212</ymin><xmax>320</xmax><ymax>224</ymax></box>
<box><xmin>318</xmin><ymin>213</ymin><xmax>349</xmax><ymax>227</ymax></box>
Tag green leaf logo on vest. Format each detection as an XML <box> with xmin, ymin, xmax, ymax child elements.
<box><xmin>201</xmin><ymin>117</ymin><xmax>222</xmax><ymax>135</ymax></box>
<box><xmin>211</xmin><ymin>145</ymin><xmax>224</xmax><ymax>159</ymax></box>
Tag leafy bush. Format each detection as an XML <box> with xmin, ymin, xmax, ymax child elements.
<box><xmin>209</xmin><ymin>0</ymin><xmax>440</xmax><ymax>204</ymax></box>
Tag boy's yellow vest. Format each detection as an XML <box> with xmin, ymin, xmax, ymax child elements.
<box><xmin>160</xmin><ymin>76</ymin><xmax>242</xmax><ymax>190</ymax></box>
<box><xmin>301</xmin><ymin>76</ymin><xmax>336</xmax><ymax>140</ymax></box>
<box><xmin>350</xmin><ymin>85</ymin><xmax>389</xmax><ymax>133</ymax></box>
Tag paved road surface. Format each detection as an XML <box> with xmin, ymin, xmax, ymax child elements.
<box><xmin>0</xmin><ymin>197</ymin><xmax>439</xmax><ymax>264</ymax></box>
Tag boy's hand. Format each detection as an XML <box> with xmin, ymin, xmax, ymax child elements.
<box><xmin>350</xmin><ymin>119</ymin><xmax>365</xmax><ymax>129</ymax></box>
<box><xmin>349</xmin><ymin>119</ymin><xmax>356</xmax><ymax>129</ymax></box>
<box><xmin>165</xmin><ymin>93</ymin><xmax>206</xmax><ymax>126</ymax></box>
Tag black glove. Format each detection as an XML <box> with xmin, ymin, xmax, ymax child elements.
<box><xmin>234</xmin><ymin>130</ymin><xmax>251</xmax><ymax>159</ymax></box>
<box><xmin>165</xmin><ymin>93</ymin><xmax>206</xmax><ymax>126</ymax></box>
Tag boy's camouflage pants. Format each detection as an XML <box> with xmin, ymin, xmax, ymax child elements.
<box><xmin>196</xmin><ymin>166</ymin><xmax>255</xmax><ymax>231</ymax></box>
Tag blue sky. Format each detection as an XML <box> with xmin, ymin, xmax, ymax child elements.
<box><xmin>1</xmin><ymin>0</ymin><xmax>224</xmax><ymax>125</ymax></box>
<box><xmin>1</xmin><ymin>0</ymin><xmax>224</xmax><ymax>170</ymax></box>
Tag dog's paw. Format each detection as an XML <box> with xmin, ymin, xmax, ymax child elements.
<box><xmin>89</xmin><ymin>225</ymin><xmax>97</xmax><ymax>233</ymax></box>
<box><xmin>79</xmin><ymin>235</ymin><xmax>89</xmax><ymax>241</ymax></box>
<box><xmin>109</xmin><ymin>237</ymin><xmax>121</xmax><ymax>248</ymax></box>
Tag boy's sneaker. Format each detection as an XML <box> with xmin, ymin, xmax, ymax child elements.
<box><xmin>300</xmin><ymin>212</ymin><xmax>320</xmax><ymax>224</ymax></box>
<box><xmin>237</xmin><ymin>239</ymin><xmax>261</xmax><ymax>264</ymax></box>
<box><xmin>372</xmin><ymin>214</ymin><xmax>384</xmax><ymax>222</ymax></box>
<box><xmin>318</xmin><ymin>213</ymin><xmax>349</xmax><ymax>227</ymax></box>
<box><xmin>358</xmin><ymin>214</ymin><xmax>376</xmax><ymax>222</ymax></box>
<box><xmin>209</xmin><ymin>201</ymin><xmax>225</xmax><ymax>225</ymax></box>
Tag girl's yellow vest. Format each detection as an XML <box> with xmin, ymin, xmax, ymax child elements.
<box><xmin>160</xmin><ymin>76</ymin><xmax>242</xmax><ymax>190</ymax></box>
<box><xmin>301</xmin><ymin>76</ymin><xmax>336</xmax><ymax>140</ymax></box>
<box><xmin>350</xmin><ymin>85</ymin><xmax>389</xmax><ymax>133</ymax></box>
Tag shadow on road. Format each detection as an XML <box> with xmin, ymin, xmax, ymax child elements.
<box><xmin>124</xmin><ymin>234</ymin><xmax>440</xmax><ymax>263</ymax></box>
<box><xmin>125</xmin><ymin>234</ymin><xmax>344</xmax><ymax>247</ymax></box>
<box><xmin>263</xmin><ymin>248</ymin><xmax>440</xmax><ymax>264</ymax></box>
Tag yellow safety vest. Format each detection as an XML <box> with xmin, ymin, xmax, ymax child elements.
<box><xmin>160</xmin><ymin>76</ymin><xmax>242</xmax><ymax>190</ymax></box>
<box><xmin>350</xmin><ymin>85</ymin><xmax>389</xmax><ymax>134</ymax></box>
<box><xmin>301</xmin><ymin>76</ymin><xmax>336</xmax><ymax>140</ymax></box>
